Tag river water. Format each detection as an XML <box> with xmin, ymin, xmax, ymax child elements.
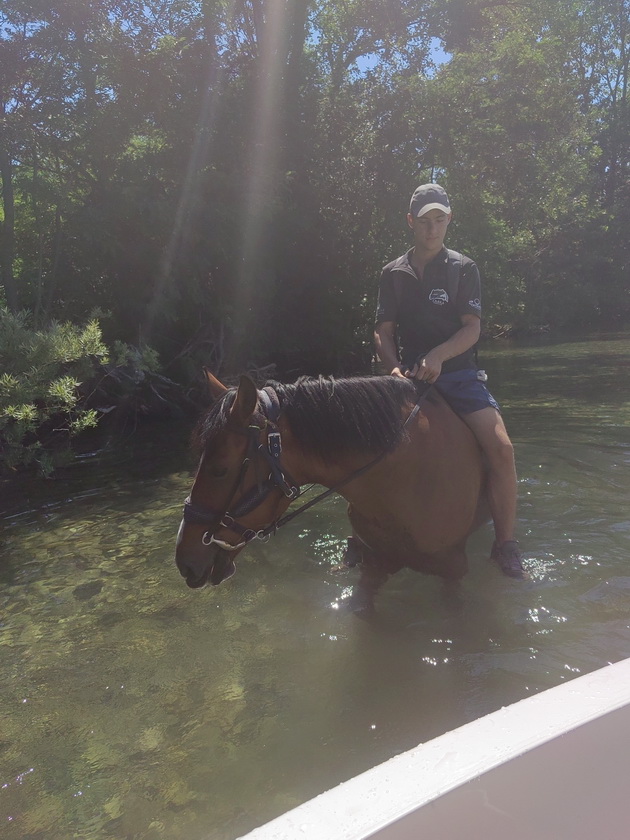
<box><xmin>1</xmin><ymin>333</ymin><xmax>630</xmax><ymax>840</ymax></box>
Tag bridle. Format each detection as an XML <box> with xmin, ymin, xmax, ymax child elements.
<box><xmin>182</xmin><ymin>383</ymin><xmax>431</xmax><ymax>552</ymax></box>
<box><xmin>182</xmin><ymin>387</ymin><xmax>299</xmax><ymax>550</ymax></box>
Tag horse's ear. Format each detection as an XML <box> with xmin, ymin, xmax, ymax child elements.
<box><xmin>228</xmin><ymin>375</ymin><xmax>258</xmax><ymax>428</ymax></box>
<box><xmin>204</xmin><ymin>368</ymin><xmax>228</xmax><ymax>399</ymax></box>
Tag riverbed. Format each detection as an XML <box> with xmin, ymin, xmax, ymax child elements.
<box><xmin>1</xmin><ymin>332</ymin><xmax>630</xmax><ymax>840</ymax></box>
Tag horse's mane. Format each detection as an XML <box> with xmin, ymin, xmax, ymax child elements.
<box><xmin>196</xmin><ymin>375</ymin><xmax>430</xmax><ymax>462</ymax></box>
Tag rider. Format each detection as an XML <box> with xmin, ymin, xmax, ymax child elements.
<box><xmin>374</xmin><ymin>183</ymin><xmax>527</xmax><ymax>579</ymax></box>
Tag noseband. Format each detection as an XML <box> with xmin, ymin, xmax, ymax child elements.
<box><xmin>182</xmin><ymin>383</ymin><xmax>431</xmax><ymax>552</ymax></box>
<box><xmin>182</xmin><ymin>387</ymin><xmax>300</xmax><ymax>550</ymax></box>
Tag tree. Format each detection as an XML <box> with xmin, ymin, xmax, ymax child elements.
<box><xmin>2</xmin><ymin>0</ymin><xmax>629</xmax><ymax>392</ymax></box>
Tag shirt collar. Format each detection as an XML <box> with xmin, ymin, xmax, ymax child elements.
<box><xmin>410</xmin><ymin>246</ymin><xmax>448</xmax><ymax>267</ymax></box>
<box><xmin>394</xmin><ymin>246</ymin><xmax>448</xmax><ymax>274</ymax></box>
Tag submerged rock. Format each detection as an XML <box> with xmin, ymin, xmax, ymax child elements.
<box><xmin>72</xmin><ymin>579</ymin><xmax>104</xmax><ymax>601</ymax></box>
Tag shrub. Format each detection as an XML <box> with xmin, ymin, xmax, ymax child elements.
<box><xmin>0</xmin><ymin>309</ymin><xmax>109</xmax><ymax>475</ymax></box>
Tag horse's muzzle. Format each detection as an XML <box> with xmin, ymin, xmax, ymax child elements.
<box><xmin>176</xmin><ymin>548</ymin><xmax>236</xmax><ymax>589</ymax></box>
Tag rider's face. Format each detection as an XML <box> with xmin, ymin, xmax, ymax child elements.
<box><xmin>407</xmin><ymin>209</ymin><xmax>451</xmax><ymax>253</ymax></box>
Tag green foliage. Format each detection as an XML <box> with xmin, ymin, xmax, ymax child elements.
<box><xmin>110</xmin><ymin>341</ymin><xmax>160</xmax><ymax>374</ymax></box>
<box><xmin>1</xmin><ymin>0</ymin><xmax>629</xmax><ymax>381</ymax></box>
<box><xmin>0</xmin><ymin>309</ymin><xmax>108</xmax><ymax>475</ymax></box>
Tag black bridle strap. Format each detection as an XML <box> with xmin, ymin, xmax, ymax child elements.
<box><xmin>182</xmin><ymin>428</ymin><xmax>259</xmax><ymax>527</ymax></box>
<box><xmin>257</xmin><ymin>388</ymin><xmax>299</xmax><ymax>498</ymax></box>
<box><xmin>258</xmin><ymin>387</ymin><xmax>281</xmax><ymax>422</ymax></box>
<box><xmin>182</xmin><ymin>388</ymin><xmax>292</xmax><ymax>529</ymax></box>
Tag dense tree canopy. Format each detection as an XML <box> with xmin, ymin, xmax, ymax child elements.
<box><xmin>1</xmin><ymin>0</ymin><xmax>629</xmax><ymax>379</ymax></box>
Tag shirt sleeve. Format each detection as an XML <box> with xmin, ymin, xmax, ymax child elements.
<box><xmin>374</xmin><ymin>267</ymin><xmax>398</xmax><ymax>325</ymax></box>
<box><xmin>456</xmin><ymin>260</ymin><xmax>482</xmax><ymax>318</ymax></box>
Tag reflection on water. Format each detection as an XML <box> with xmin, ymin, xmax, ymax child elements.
<box><xmin>1</xmin><ymin>333</ymin><xmax>630</xmax><ymax>840</ymax></box>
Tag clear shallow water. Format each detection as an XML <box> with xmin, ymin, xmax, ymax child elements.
<box><xmin>1</xmin><ymin>333</ymin><xmax>630</xmax><ymax>840</ymax></box>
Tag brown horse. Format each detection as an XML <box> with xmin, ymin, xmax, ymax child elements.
<box><xmin>175</xmin><ymin>371</ymin><xmax>490</xmax><ymax>609</ymax></box>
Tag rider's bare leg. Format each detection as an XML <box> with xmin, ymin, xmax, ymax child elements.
<box><xmin>461</xmin><ymin>407</ymin><xmax>527</xmax><ymax>578</ymax></box>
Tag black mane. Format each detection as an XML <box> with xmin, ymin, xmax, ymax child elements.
<box><xmin>197</xmin><ymin>375</ymin><xmax>429</xmax><ymax>462</ymax></box>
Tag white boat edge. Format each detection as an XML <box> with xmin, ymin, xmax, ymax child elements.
<box><xmin>236</xmin><ymin>656</ymin><xmax>630</xmax><ymax>840</ymax></box>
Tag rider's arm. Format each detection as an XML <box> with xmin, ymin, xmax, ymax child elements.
<box><xmin>374</xmin><ymin>321</ymin><xmax>405</xmax><ymax>378</ymax></box>
<box><xmin>411</xmin><ymin>314</ymin><xmax>481</xmax><ymax>383</ymax></box>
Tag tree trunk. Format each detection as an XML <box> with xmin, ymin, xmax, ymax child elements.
<box><xmin>284</xmin><ymin>0</ymin><xmax>311</xmax><ymax>174</ymax></box>
<box><xmin>0</xmin><ymin>142</ymin><xmax>18</xmax><ymax>312</ymax></box>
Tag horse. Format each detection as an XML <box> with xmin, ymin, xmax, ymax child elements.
<box><xmin>175</xmin><ymin>371</ymin><xmax>490</xmax><ymax>610</ymax></box>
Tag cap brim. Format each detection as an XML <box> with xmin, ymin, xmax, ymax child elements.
<box><xmin>414</xmin><ymin>202</ymin><xmax>451</xmax><ymax>217</ymax></box>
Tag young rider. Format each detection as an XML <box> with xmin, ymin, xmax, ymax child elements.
<box><xmin>374</xmin><ymin>183</ymin><xmax>527</xmax><ymax>579</ymax></box>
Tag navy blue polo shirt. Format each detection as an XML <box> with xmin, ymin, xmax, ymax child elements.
<box><xmin>375</xmin><ymin>247</ymin><xmax>482</xmax><ymax>373</ymax></box>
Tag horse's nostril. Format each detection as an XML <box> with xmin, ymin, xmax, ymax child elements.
<box><xmin>209</xmin><ymin>557</ymin><xmax>236</xmax><ymax>586</ymax></box>
<box><xmin>185</xmin><ymin>574</ymin><xmax>208</xmax><ymax>589</ymax></box>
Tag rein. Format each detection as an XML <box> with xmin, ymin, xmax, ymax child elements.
<box><xmin>183</xmin><ymin>382</ymin><xmax>432</xmax><ymax>551</ymax></box>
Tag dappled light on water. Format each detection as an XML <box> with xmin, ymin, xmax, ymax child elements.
<box><xmin>1</xmin><ymin>334</ymin><xmax>630</xmax><ymax>839</ymax></box>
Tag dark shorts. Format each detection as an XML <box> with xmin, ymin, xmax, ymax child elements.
<box><xmin>435</xmin><ymin>368</ymin><xmax>501</xmax><ymax>415</ymax></box>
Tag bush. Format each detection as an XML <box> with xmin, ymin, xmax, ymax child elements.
<box><xmin>0</xmin><ymin>309</ymin><xmax>109</xmax><ymax>475</ymax></box>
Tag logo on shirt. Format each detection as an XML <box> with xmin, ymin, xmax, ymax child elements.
<box><xmin>468</xmin><ymin>298</ymin><xmax>481</xmax><ymax>311</ymax></box>
<box><xmin>429</xmin><ymin>288</ymin><xmax>449</xmax><ymax>306</ymax></box>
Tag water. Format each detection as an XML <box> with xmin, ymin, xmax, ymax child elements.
<box><xmin>1</xmin><ymin>333</ymin><xmax>630</xmax><ymax>840</ymax></box>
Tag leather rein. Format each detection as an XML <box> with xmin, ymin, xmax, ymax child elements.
<box><xmin>182</xmin><ymin>384</ymin><xmax>431</xmax><ymax>552</ymax></box>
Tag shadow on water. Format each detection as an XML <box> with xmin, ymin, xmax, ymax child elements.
<box><xmin>1</xmin><ymin>332</ymin><xmax>630</xmax><ymax>839</ymax></box>
<box><xmin>1</xmin><ymin>417</ymin><xmax>198</xmax><ymax>521</ymax></box>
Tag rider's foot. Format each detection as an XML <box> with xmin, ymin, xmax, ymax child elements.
<box><xmin>331</xmin><ymin>536</ymin><xmax>362</xmax><ymax>573</ymax></box>
<box><xmin>491</xmin><ymin>540</ymin><xmax>529</xmax><ymax>579</ymax></box>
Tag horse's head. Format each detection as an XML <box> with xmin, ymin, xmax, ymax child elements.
<box><xmin>175</xmin><ymin>372</ymin><xmax>299</xmax><ymax>589</ymax></box>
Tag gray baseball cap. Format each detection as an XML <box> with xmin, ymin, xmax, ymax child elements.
<box><xmin>409</xmin><ymin>183</ymin><xmax>451</xmax><ymax>217</ymax></box>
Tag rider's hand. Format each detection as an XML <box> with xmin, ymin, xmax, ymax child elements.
<box><xmin>406</xmin><ymin>352</ymin><xmax>443</xmax><ymax>384</ymax></box>
<box><xmin>389</xmin><ymin>366</ymin><xmax>408</xmax><ymax>379</ymax></box>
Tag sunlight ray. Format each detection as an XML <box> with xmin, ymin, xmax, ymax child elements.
<box><xmin>230</xmin><ymin>0</ymin><xmax>292</xmax><ymax>362</ymax></box>
<box><xmin>145</xmin><ymin>0</ymin><xmax>242</xmax><ymax>340</ymax></box>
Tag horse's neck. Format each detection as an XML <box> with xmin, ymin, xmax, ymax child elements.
<box><xmin>285</xmin><ymin>441</ymin><xmax>372</xmax><ymax>489</ymax></box>
<box><xmin>277</xmin><ymin>415</ymin><xmax>392</xmax><ymax>490</ymax></box>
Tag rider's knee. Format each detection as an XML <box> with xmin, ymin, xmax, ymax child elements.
<box><xmin>485</xmin><ymin>431</ymin><xmax>515</xmax><ymax>465</ymax></box>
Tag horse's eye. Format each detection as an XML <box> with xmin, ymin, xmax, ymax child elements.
<box><xmin>208</xmin><ymin>465</ymin><xmax>229</xmax><ymax>479</ymax></box>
